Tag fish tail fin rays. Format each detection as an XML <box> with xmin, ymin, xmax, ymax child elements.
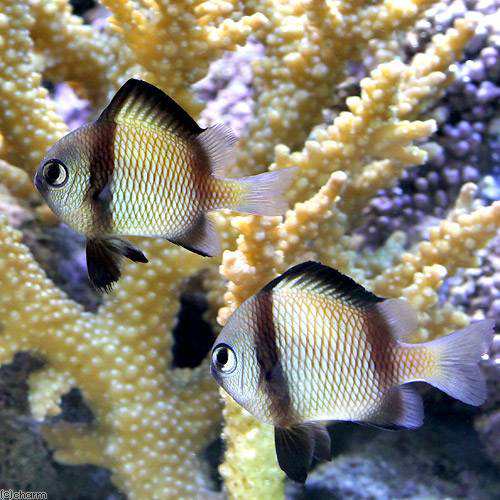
<box><xmin>198</xmin><ymin>123</ymin><xmax>238</xmax><ymax>176</ymax></box>
<box><xmin>274</xmin><ymin>422</ymin><xmax>331</xmax><ymax>483</ymax></box>
<box><xmin>233</xmin><ymin>167</ymin><xmax>298</xmax><ymax>216</ymax></box>
<box><xmin>86</xmin><ymin>238</ymin><xmax>148</xmax><ymax>293</ymax></box>
<box><xmin>370</xmin><ymin>385</ymin><xmax>423</xmax><ymax>430</ymax></box>
<box><xmin>424</xmin><ymin>319</ymin><xmax>494</xmax><ymax>406</ymax></box>
<box><xmin>167</xmin><ymin>214</ymin><xmax>220</xmax><ymax>257</ymax></box>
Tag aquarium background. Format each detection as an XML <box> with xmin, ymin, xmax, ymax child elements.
<box><xmin>0</xmin><ymin>0</ymin><xmax>498</xmax><ymax>498</ymax></box>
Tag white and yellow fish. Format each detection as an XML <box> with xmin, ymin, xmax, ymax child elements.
<box><xmin>34</xmin><ymin>79</ymin><xmax>295</xmax><ymax>291</ymax></box>
<box><xmin>211</xmin><ymin>261</ymin><xmax>494</xmax><ymax>482</ymax></box>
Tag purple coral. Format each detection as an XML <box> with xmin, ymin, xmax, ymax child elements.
<box><xmin>446</xmin><ymin>236</ymin><xmax>500</xmax><ymax>330</ymax></box>
<box><xmin>194</xmin><ymin>40</ymin><xmax>264</xmax><ymax>137</ymax></box>
<box><xmin>52</xmin><ymin>83</ymin><xmax>92</xmax><ymax>131</ymax></box>
<box><xmin>362</xmin><ymin>0</ymin><xmax>499</xmax><ymax>245</ymax></box>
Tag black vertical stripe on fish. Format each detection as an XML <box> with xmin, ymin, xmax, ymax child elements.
<box><xmin>86</xmin><ymin>238</ymin><xmax>148</xmax><ymax>293</ymax></box>
<box><xmin>363</xmin><ymin>309</ymin><xmax>399</xmax><ymax>389</ymax></box>
<box><xmin>275</xmin><ymin>422</ymin><xmax>331</xmax><ymax>483</ymax></box>
<box><xmin>88</xmin><ymin>123</ymin><xmax>116</xmax><ymax>232</ymax></box>
<box><xmin>359</xmin><ymin>304</ymin><xmax>423</xmax><ymax>428</ymax></box>
<box><xmin>253</xmin><ymin>293</ymin><xmax>293</xmax><ymax>427</ymax></box>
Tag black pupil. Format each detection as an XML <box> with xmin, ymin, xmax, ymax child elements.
<box><xmin>45</xmin><ymin>162</ymin><xmax>61</xmax><ymax>184</ymax></box>
<box><xmin>216</xmin><ymin>347</ymin><xmax>228</xmax><ymax>366</ymax></box>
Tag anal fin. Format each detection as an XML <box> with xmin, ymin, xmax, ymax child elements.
<box><xmin>167</xmin><ymin>214</ymin><xmax>220</xmax><ymax>257</ymax></box>
<box><xmin>274</xmin><ymin>422</ymin><xmax>331</xmax><ymax>483</ymax></box>
<box><xmin>369</xmin><ymin>385</ymin><xmax>423</xmax><ymax>430</ymax></box>
<box><xmin>86</xmin><ymin>238</ymin><xmax>148</xmax><ymax>293</ymax></box>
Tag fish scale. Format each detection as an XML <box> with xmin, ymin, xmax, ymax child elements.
<box><xmin>111</xmin><ymin>124</ymin><xmax>204</xmax><ymax>237</ymax></box>
<box><xmin>295</xmin><ymin>294</ymin><xmax>375</xmax><ymax>419</ymax></box>
<box><xmin>33</xmin><ymin>78</ymin><xmax>300</xmax><ymax>291</ymax></box>
<box><xmin>277</xmin><ymin>290</ymin><xmax>384</xmax><ymax>421</ymax></box>
<box><xmin>211</xmin><ymin>261</ymin><xmax>493</xmax><ymax>483</ymax></box>
<box><xmin>281</xmin><ymin>291</ymin><xmax>383</xmax><ymax>422</ymax></box>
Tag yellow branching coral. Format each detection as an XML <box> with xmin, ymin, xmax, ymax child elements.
<box><xmin>30</xmin><ymin>0</ymin><xmax>115</xmax><ymax>106</ymax></box>
<box><xmin>215</xmin><ymin>15</ymin><xmax>497</xmax><ymax>500</ymax></box>
<box><xmin>234</xmin><ymin>0</ymin><xmax>437</xmax><ymax>176</ymax></box>
<box><xmin>0</xmin><ymin>216</ymin><xmax>221</xmax><ymax>497</ymax></box>
<box><xmin>0</xmin><ymin>0</ymin><xmax>262</xmax><ymax>174</ymax></box>
<box><xmin>0</xmin><ymin>1</ymin><xmax>68</xmax><ymax>171</ymax></box>
<box><xmin>0</xmin><ymin>0</ymin><xmax>498</xmax><ymax>499</ymax></box>
<box><xmin>272</xmin><ymin>17</ymin><xmax>475</xmax><ymax>205</ymax></box>
<box><xmin>103</xmin><ymin>0</ymin><xmax>269</xmax><ymax>116</ymax></box>
<box><xmin>0</xmin><ymin>160</ymin><xmax>33</xmax><ymax>200</ymax></box>
<box><xmin>374</xmin><ymin>202</ymin><xmax>500</xmax><ymax>304</ymax></box>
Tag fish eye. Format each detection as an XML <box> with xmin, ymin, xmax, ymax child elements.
<box><xmin>42</xmin><ymin>160</ymin><xmax>68</xmax><ymax>187</ymax></box>
<box><xmin>212</xmin><ymin>343</ymin><xmax>237</xmax><ymax>374</ymax></box>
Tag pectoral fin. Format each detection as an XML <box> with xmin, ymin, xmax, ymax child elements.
<box><xmin>274</xmin><ymin>422</ymin><xmax>331</xmax><ymax>483</ymax></box>
<box><xmin>86</xmin><ymin>238</ymin><xmax>148</xmax><ymax>293</ymax></box>
<box><xmin>93</xmin><ymin>181</ymin><xmax>112</xmax><ymax>206</ymax></box>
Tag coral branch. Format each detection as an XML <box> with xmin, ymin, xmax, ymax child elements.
<box><xmin>0</xmin><ymin>160</ymin><xmax>34</xmax><ymax>199</ymax></box>
<box><xmin>0</xmin><ymin>1</ymin><xmax>496</xmax><ymax>498</ymax></box>
<box><xmin>0</xmin><ymin>215</ymin><xmax>222</xmax><ymax>497</ymax></box>
<box><xmin>234</xmin><ymin>0</ymin><xmax>437</xmax><ymax>177</ymax></box>
<box><xmin>0</xmin><ymin>1</ymin><xmax>68</xmax><ymax>172</ymax></box>
<box><xmin>42</xmin><ymin>422</ymin><xmax>108</xmax><ymax>467</ymax></box>
<box><xmin>373</xmin><ymin>202</ymin><xmax>500</xmax><ymax>298</ymax></box>
<box><xmin>30</xmin><ymin>0</ymin><xmax>114</xmax><ymax>106</ymax></box>
<box><xmin>103</xmin><ymin>0</ymin><xmax>267</xmax><ymax>116</ymax></box>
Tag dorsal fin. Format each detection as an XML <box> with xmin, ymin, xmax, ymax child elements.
<box><xmin>263</xmin><ymin>261</ymin><xmax>383</xmax><ymax>308</ymax></box>
<box><xmin>376</xmin><ymin>298</ymin><xmax>418</xmax><ymax>341</ymax></box>
<box><xmin>98</xmin><ymin>79</ymin><xmax>237</xmax><ymax>175</ymax></box>
<box><xmin>98</xmin><ymin>79</ymin><xmax>201</xmax><ymax>137</ymax></box>
<box><xmin>198</xmin><ymin>123</ymin><xmax>237</xmax><ymax>175</ymax></box>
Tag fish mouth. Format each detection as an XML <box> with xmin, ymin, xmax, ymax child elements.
<box><xmin>33</xmin><ymin>169</ymin><xmax>44</xmax><ymax>193</ymax></box>
<box><xmin>210</xmin><ymin>363</ymin><xmax>222</xmax><ymax>385</ymax></box>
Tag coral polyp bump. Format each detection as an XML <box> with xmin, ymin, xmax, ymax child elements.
<box><xmin>0</xmin><ymin>0</ymin><xmax>498</xmax><ymax>499</ymax></box>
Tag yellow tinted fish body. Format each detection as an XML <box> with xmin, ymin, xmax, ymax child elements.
<box><xmin>34</xmin><ymin>79</ymin><xmax>295</xmax><ymax>291</ymax></box>
<box><xmin>211</xmin><ymin>262</ymin><xmax>494</xmax><ymax>482</ymax></box>
<box><xmin>109</xmin><ymin>123</ymin><xmax>239</xmax><ymax>238</ymax></box>
<box><xmin>262</xmin><ymin>289</ymin><xmax>433</xmax><ymax>424</ymax></box>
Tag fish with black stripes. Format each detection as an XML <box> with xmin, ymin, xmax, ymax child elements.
<box><xmin>34</xmin><ymin>79</ymin><xmax>296</xmax><ymax>292</ymax></box>
<box><xmin>210</xmin><ymin>261</ymin><xmax>494</xmax><ymax>482</ymax></box>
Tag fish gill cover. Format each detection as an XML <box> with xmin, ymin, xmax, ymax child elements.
<box><xmin>0</xmin><ymin>0</ymin><xmax>498</xmax><ymax>499</ymax></box>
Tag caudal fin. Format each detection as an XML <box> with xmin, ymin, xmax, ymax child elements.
<box><xmin>426</xmin><ymin>319</ymin><xmax>494</xmax><ymax>406</ymax></box>
<box><xmin>234</xmin><ymin>167</ymin><xmax>297</xmax><ymax>216</ymax></box>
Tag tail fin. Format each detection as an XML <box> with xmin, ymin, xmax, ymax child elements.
<box><xmin>234</xmin><ymin>167</ymin><xmax>297</xmax><ymax>216</ymax></box>
<box><xmin>426</xmin><ymin>319</ymin><xmax>494</xmax><ymax>406</ymax></box>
